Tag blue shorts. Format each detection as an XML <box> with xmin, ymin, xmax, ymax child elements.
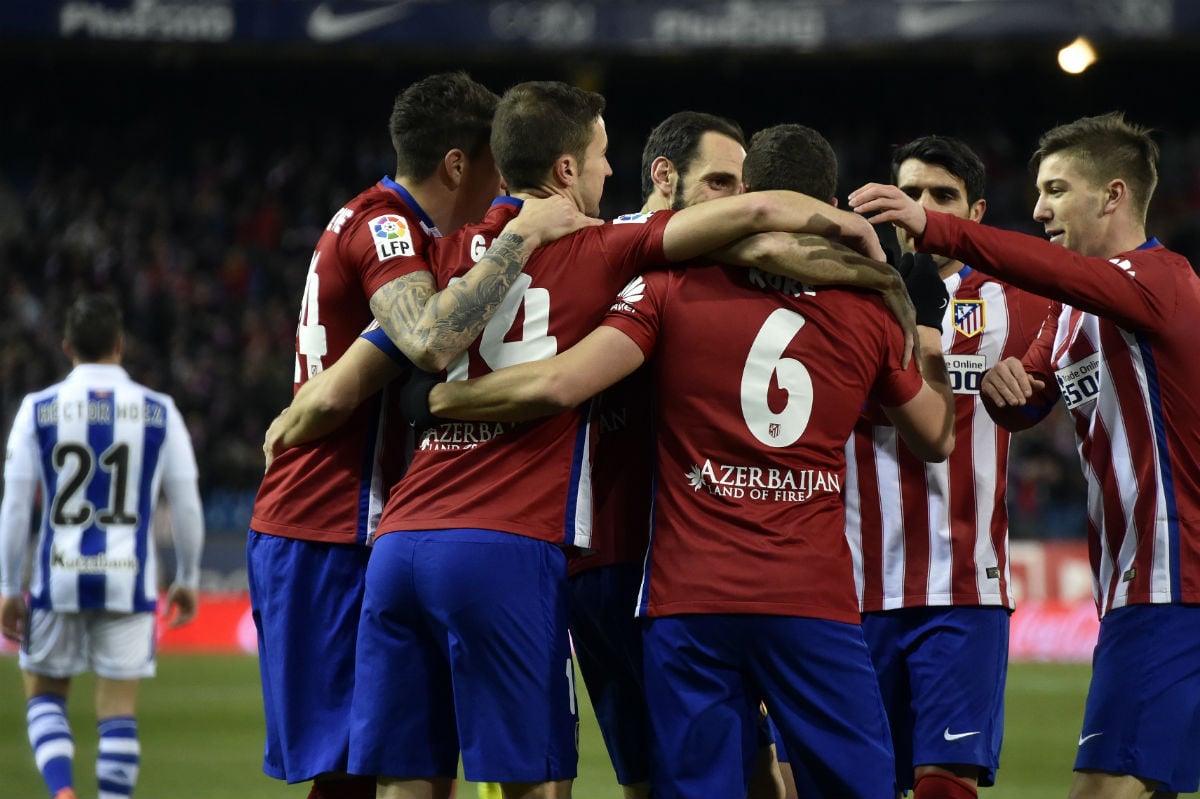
<box><xmin>643</xmin><ymin>614</ymin><xmax>895</xmax><ymax>799</ymax></box>
<box><xmin>1076</xmin><ymin>603</ymin><xmax>1200</xmax><ymax>792</ymax></box>
<box><xmin>861</xmin><ymin>606</ymin><xmax>1009</xmax><ymax>790</ymax></box>
<box><xmin>246</xmin><ymin>530</ymin><xmax>371</xmax><ymax>783</ymax></box>
<box><xmin>569</xmin><ymin>562</ymin><xmax>650</xmax><ymax>786</ymax></box>
<box><xmin>349</xmin><ymin>528</ymin><xmax>578</xmax><ymax>783</ymax></box>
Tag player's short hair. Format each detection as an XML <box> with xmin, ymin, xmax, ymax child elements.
<box><xmin>389</xmin><ymin>72</ymin><xmax>499</xmax><ymax>181</ymax></box>
<box><xmin>742</xmin><ymin>124</ymin><xmax>837</xmax><ymax>201</ymax></box>
<box><xmin>891</xmin><ymin>135</ymin><xmax>987</xmax><ymax>205</ymax></box>
<box><xmin>1030</xmin><ymin>111</ymin><xmax>1160</xmax><ymax>223</ymax></box>
<box><xmin>491</xmin><ymin>81</ymin><xmax>606</xmax><ymax>192</ymax></box>
<box><xmin>65</xmin><ymin>294</ymin><xmax>122</xmax><ymax>362</ymax></box>
<box><xmin>639</xmin><ymin>111</ymin><xmax>745</xmax><ymax>203</ymax></box>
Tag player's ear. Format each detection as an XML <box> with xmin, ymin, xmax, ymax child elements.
<box><xmin>969</xmin><ymin>198</ymin><xmax>987</xmax><ymax>223</ymax></box>
<box><xmin>441</xmin><ymin>148</ymin><xmax>467</xmax><ymax>189</ymax></box>
<box><xmin>1102</xmin><ymin>178</ymin><xmax>1127</xmax><ymax>216</ymax></box>
<box><xmin>650</xmin><ymin>156</ymin><xmax>674</xmax><ymax>197</ymax></box>
<box><xmin>554</xmin><ymin>154</ymin><xmax>577</xmax><ymax>188</ymax></box>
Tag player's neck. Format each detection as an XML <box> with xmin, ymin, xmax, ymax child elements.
<box><xmin>939</xmin><ymin>259</ymin><xmax>965</xmax><ymax>280</ymax></box>
<box><xmin>395</xmin><ymin>177</ymin><xmax>456</xmax><ymax>233</ymax></box>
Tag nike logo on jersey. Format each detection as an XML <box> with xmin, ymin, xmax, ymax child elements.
<box><xmin>307</xmin><ymin>2</ymin><xmax>414</xmax><ymax>41</ymax></box>
<box><xmin>1078</xmin><ymin>732</ymin><xmax>1103</xmax><ymax>746</ymax></box>
<box><xmin>943</xmin><ymin>728</ymin><xmax>981</xmax><ymax>741</ymax></box>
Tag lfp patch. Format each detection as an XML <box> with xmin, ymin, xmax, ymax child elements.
<box><xmin>952</xmin><ymin>299</ymin><xmax>986</xmax><ymax>338</ymax></box>
<box><xmin>370</xmin><ymin>214</ymin><xmax>414</xmax><ymax>261</ymax></box>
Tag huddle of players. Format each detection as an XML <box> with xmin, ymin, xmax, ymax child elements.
<box><xmin>251</xmin><ymin>71</ymin><xmax>1200</xmax><ymax>799</ymax></box>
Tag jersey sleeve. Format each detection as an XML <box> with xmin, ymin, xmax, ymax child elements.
<box><xmin>600</xmin><ymin>211</ymin><xmax>676</xmax><ymax>286</ymax></box>
<box><xmin>919</xmin><ymin>211</ymin><xmax>1177</xmax><ymax>332</ymax></box>
<box><xmin>345</xmin><ymin>209</ymin><xmax>433</xmax><ymax>298</ymax></box>
<box><xmin>599</xmin><ymin>268</ymin><xmax>672</xmax><ymax>360</ymax></box>
<box><xmin>874</xmin><ymin>319</ymin><xmax>925</xmax><ymax>407</ymax></box>
<box><xmin>159</xmin><ymin>397</ymin><xmax>204</xmax><ymax>588</ymax></box>
<box><xmin>0</xmin><ymin>397</ymin><xmax>38</xmax><ymax>597</ymax></box>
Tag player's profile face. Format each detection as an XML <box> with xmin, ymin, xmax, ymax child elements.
<box><xmin>673</xmin><ymin>131</ymin><xmax>745</xmax><ymax>211</ymax></box>
<box><xmin>576</xmin><ymin>116</ymin><xmax>613</xmax><ymax>218</ymax></box>
<box><xmin>1033</xmin><ymin>152</ymin><xmax>1106</xmax><ymax>257</ymax></box>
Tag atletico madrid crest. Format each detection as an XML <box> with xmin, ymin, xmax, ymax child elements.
<box><xmin>952</xmin><ymin>299</ymin><xmax>986</xmax><ymax>338</ymax></box>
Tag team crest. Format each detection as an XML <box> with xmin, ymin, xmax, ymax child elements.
<box><xmin>952</xmin><ymin>299</ymin><xmax>986</xmax><ymax>338</ymax></box>
<box><xmin>370</xmin><ymin>214</ymin><xmax>414</xmax><ymax>261</ymax></box>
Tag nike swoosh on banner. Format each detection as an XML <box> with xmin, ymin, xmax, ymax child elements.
<box><xmin>896</xmin><ymin>5</ymin><xmax>993</xmax><ymax>38</ymax></box>
<box><xmin>943</xmin><ymin>727</ymin><xmax>982</xmax><ymax>741</ymax></box>
<box><xmin>308</xmin><ymin>2</ymin><xmax>412</xmax><ymax>42</ymax></box>
<box><xmin>1078</xmin><ymin>732</ymin><xmax>1103</xmax><ymax>746</ymax></box>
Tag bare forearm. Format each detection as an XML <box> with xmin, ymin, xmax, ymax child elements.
<box><xmin>429</xmin><ymin>362</ymin><xmax>573</xmax><ymax>422</ymax></box>
<box><xmin>370</xmin><ymin>230</ymin><xmax>535</xmax><ymax>372</ymax></box>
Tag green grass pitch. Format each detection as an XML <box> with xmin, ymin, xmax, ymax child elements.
<box><xmin>0</xmin><ymin>655</ymin><xmax>1194</xmax><ymax>798</ymax></box>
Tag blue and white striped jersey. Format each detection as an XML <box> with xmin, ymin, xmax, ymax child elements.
<box><xmin>1</xmin><ymin>364</ymin><xmax>203</xmax><ymax>613</ymax></box>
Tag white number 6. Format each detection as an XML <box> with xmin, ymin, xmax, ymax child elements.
<box><xmin>740</xmin><ymin>309</ymin><xmax>813</xmax><ymax>448</ymax></box>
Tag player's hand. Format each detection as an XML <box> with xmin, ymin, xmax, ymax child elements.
<box><xmin>1</xmin><ymin>595</ymin><xmax>26</xmax><ymax>644</ymax></box>
<box><xmin>507</xmin><ymin>194</ymin><xmax>603</xmax><ymax>248</ymax></box>
<box><xmin>398</xmin><ymin>367</ymin><xmax>443</xmax><ymax>434</ymax></box>
<box><xmin>847</xmin><ymin>183</ymin><xmax>929</xmax><ymax>239</ymax></box>
<box><xmin>981</xmin><ymin>357</ymin><xmax>1046</xmax><ymax>407</ymax></box>
<box><xmin>163</xmin><ymin>584</ymin><xmax>198</xmax><ymax>628</ymax></box>
<box><xmin>898</xmin><ymin>252</ymin><xmax>949</xmax><ymax>331</ymax></box>
<box><xmin>262</xmin><ymin>407</ymin><xmax>291</xmax><ymax>471</ymax></box>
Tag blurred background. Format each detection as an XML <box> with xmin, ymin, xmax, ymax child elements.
<box><xmin>1</xmin><ymin>0</ymin><xmax>1197</xmax><ymax>640</ymax></box>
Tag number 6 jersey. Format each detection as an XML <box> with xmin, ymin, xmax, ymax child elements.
<box><xmin>1</xmin><ymin>364</ymin><xmax>203</xmax><ymax>613</ymax></box>
<box><xmin>602</xmin><ymin>263</ymin><xmax>923</xmax><ymax>624</ymax></box>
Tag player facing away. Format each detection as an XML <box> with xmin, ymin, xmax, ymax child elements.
<box><xmin>405</xmin><ymin>123</ymin><xmax>956</xmax><ymax>799</ymax></box>
<box><xmin>0</xmin><ymin>294</ymin><xmax>204</xmax><ymax>799</ymax></box>
<box><xmin>851</xmin><ymin>112</ymin><xmax>1200</xmax><ymax>799</ymax></box>
<box><xmin>247</xmin><ymin>72</ymin><xmax>598</xmax><ymax>799</ymax></box>
<box><xmin>842</xmin><ymin>136</ymin><xmax>1050</xmax><ymax>799</ymax></box>
<box><xmin>347</xmin><ymin>82</ymin><xmax>902</xmax><ymax>799</ymax></box>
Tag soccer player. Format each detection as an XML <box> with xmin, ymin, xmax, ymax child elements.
<box><xmin>850</xmin><ymin>111</ymin><xmax>1200</xmax><ymax>799</ymax></box>
<box><xmin>842</xmin><ymin>136</ymin><xmax>1050</xmax><ymax>799</ymax></box>
<box><xmin>348</xmin><ymin>83</ymin><xmax>899</xmax><ymax>799</ymax></box>
<box><xmin>404</xmin><ymin>123</ymin><xmax>956</xmax><ymax>799</ymax></box>
<box><xmin>0</xmin><ymin>294</ymin><xmax>204</xmax><ymax>799</ymax></box>
<box><xmin>247</xmin><ymin>72</ymin><xmax>599</xmax><ymax>799</ymax></box>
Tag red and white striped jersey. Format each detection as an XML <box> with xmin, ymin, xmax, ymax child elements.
<box><xmin>921</xmin><ymin>211</ymin><xmax>1200</xmax><ymax>618</ymax></box>
<box><xmin>845</xmin><ymin>267</ymin><xmax>1049</xmax><ymax>611</ymax></box>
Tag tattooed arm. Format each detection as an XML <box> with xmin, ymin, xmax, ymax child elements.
<box><xmin>370</xmin><ymin>195</ymin><xmax>600</xmax><ymax>372</ymax></box>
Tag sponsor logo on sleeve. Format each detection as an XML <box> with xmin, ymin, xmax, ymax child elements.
<box><xmin>1108</xmin><ymin>258</ymin><xmax>1136</xmax><ymax>279</ymax></box>
<box><xmin>952</xmin><ymin>299</ymin><xmax>986</xmax><ymax>338</ymax></box>
<box><xmin>370</xmin><ymin>214</ymin><xmax>415</xmax><ymax>261</ymax></box>
<box><xmin>610</xmin><ymin>276</ymin><xmax>646</xmax><ymax>313</ymax></box>
<box><xmin>613</xmin><ymin>212</ymin><xmax>654</xmax><ymax>225</ymax></box>
<box><xmin>1054</xmin><ymin>351</ymin><xmax>1102</xmax><ymax>410</ymax></box>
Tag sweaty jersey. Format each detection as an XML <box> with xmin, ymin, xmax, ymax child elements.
<box><xmin>920</xmin><ymin>211</ymin><xmax>1200</xmax><ymax>617</ymax></box>
<box><xmin>602</xmin><ymin>265</ymin><xmax>924</xmax><ymax>624</ymax></box>
<box><xmin>846</xmin><ymin>267</ymin><xmax>1048</xmax><ymax>611</ymax></box>
<box><xmin>1</xmin><ymin>365</ymin><xmax>202</xmax><ymax>613</ymax></box>
<box><xmin>251</xmin><ymin>177</ymin><xmax>433</xmax><ymax>546</ymax></box>
<box><xmin>378</xmin><ymin>200</ymin><xmax>674</xmax><ymax>548</ymax></box>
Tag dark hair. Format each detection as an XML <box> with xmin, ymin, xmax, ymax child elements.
<box><xmin>389</xmin><ymin>72</ymin><xmax>499</xmax><ymax>180</ymax></box>
<box><xmin>490</xmin><ymin>81</ymin><xmax>606</xmax><ymax>192</ymax></box>
<box><xmin>65</xmin><ymin>294</ymin><xmax>122</xmax><ymax>362</ymax></box>
<box><xmin>639</xmin><ymin>111</ymin><xmax>745</xmax><ymax>202</ymax></box>
<box><xmin>891</xmin><ymin>135</ymin><xmax>986</xmax><ymax>205</ymax></box>
<box><xmin>742</xmin><ymin>124</ymin><xmax>837</xmax><ymax>200</ymax></box>
<box><xmin>1030</xmin><ymin>111</ymin><xmax>1159</xmax><ymax>222</ymax></box>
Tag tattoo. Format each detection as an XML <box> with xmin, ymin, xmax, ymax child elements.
<box><xmin>370</xmin><ymin>232</ymin><xmax>530</xmax><ymax>370</ymax></box>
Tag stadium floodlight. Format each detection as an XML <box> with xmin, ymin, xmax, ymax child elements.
<box><xmin>1058</xmin><ymin>36</ymin><xmax>1098</xmax><ymax>74</ymax></box>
